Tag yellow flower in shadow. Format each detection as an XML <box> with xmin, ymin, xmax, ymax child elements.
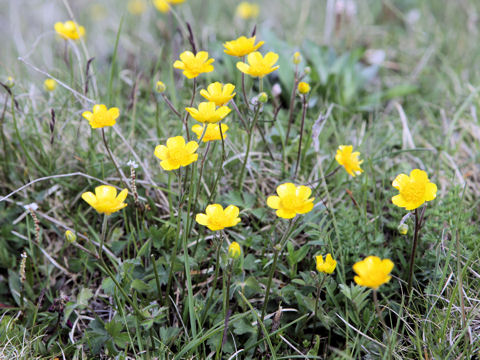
<box><xmin>191</xmin><ymin>124</ymin><xmax>229</xmax><ymax>142</ymax></box>
<box><xmin>173</xmin><ymin>51</ymin><xmax>214</xmax><ymax>79</ymax></box>
<box><xmin>196</xmin><ymin>204</ymin><xmax>241</xmax><ymax>231</ymax></box>
<box><xmin>223</xmin><ymin>36</ymin><xmax>264</xmax><ymax>57</ymax></box>
<box><xmin>392</xmin><ymin>169</ymin><xmax>437</xmax><ymax>210</ymax></box>
<box><xmin>54</xmin><ymin>21</ymin><xmax>85</xmax><ymax>40</ymax></box>
<box><xmin>82</xmin><ymin>104</ymin><xmax>119</xmax><ymax>129</ymax></box>
<box><xmin>236</xmin><ymin>52</ymin><xmax>279</xmax><ymax>78</ymax></box>
<box><xmin>185</xmin><ymin>102</ymin><xmax>231</xmax><ymax>124</ymax></box>
<box><xmin>153</xmin><ymin>0</ymin><xmax>185</xmax><ymax>13</ymax></box>
<box><xmin>200</xmin><ymin>82</ymin><xmax>236</xmax><ymax>106</ymax></box>
<box><xmin>353</xmin><ymin>256</ymin><xmax>394</xmax><ymax>290</ymax></box>
<box><xmin>82</xmin><ymin>185</ymin><xmax>128</xmax><ymax>215</ymax></box>
<box><xmin>154</xmin><ymin>136</ymin><xmax>198</xmax><ymax>171</ymax></box>
<box><xmin>228</xmin><ymin>241</ymin><xmax>242</xmax><ymax>259</ymax></box>
<box><xmin>316</xmin><ymin>254</ymin><xmax>337</xmax><ymax>274</ymax></box>
<box><xmin>335</xmin><ymin>145</ymin><xmax>363</xmax><ymax>177</ymax></box>
<box><xmin>236</xmin><ymin>2</ymin><xmax>259</xmax><ymax>19</ymax></box>
<box><xmin>267</xmin><ymin>183</ymin><xmax>314</xmax><ymax>219</ymax></box>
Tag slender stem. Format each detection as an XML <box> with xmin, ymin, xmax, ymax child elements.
<box><xmin>183</xmin><ymin>78</ymin><xmax>196</xmax><ymax>141</ymax></box>
<box><xmin>407</xmin><ymin>208</ymin><xmax>422</xmax><ymax>295</ymax></box>
<box><xmin>151</xmin><ymin>254</ymin><xmax>163</xmax><ymax>302</ymax></box>
<box><xmin>231</xmin><ymin>99</ymin><xmax>249</xmax><ymax>131</ymax></box>
<box><xmin>259</xmin><ymin>77</ymin><xmax>264</xmax><ymax>93</ymax></box>
<box><xmin>99</xmin><ymin>214</ymin><xmax>108</xmax><ymax>262</ymax></box>
<box><xmin>373</xmin><ymin>290</ymin><xmax>388</xmax><ymax>332</ymax></box>
<box><xmin>201</xmin><ymin>232</ymin><xmax>224</xmax><ymax>324</ymax></box>
<box><xmin>161</xmin><ymin>93</ymin><xmax>182</xmax><ymax>118</ymax></box>
<box><xmin>294</xmin><ymin>94</ymin><xmax>308</xmax><ymax>178</ymax></box>
<box><xmin>241</xmin><ymin>56</ymin><xmax>249</xmax><ymax>107</ymax></box>
<box><xmin>237</xmin><ymin>104</ymin><xmax>261</xmax><ymax>189</ymax></box>
<box><xmin>218</xmin><ymin>260</ymin><xmax>234</xmax><ymax>360</ymax></box>
<box><xmin>311</xmin><ymin>274</ymin><xmax>326</xmax><ymax>347</ymax></box>
<box><xmin>101</xmin><ymin>128</ymin><xmax>127</xmax><ymax>188</ymax></box>
<box><xmin>284</xmin><ymin>68</ymin><xmax>298</xmax><ymax>146</ymax></box>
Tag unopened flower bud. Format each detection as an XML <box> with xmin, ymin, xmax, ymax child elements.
<box><xmin>297</xmin><ymin>81</ymin><xmax>311</xmax><ymax>94</ymax></box>
<box><xmin>65</xmin><ymin>230</ymin><xmax>77</xmax><ymax>243</ymax></box>
<box><xmin>304</xmin><ymin>66</ymin><xmax>311</xmax><ymax>75</ymax></box>
<box><xmin>5</xmin><ymin>76</ymin><xmax>15</xmax><ymax>88</ymax></box>
<box><xmin>398</xmin><ymin>223</ymin><xmax>408</xmax><ymax>235</ymax></box>
<box><xmin>155</xmin><ymin>81</ymin><xmax>166</xmax><ymax>93</ymax></box>
<box><xmin>44</xmin><ymin>78</ymin><xmax>57</xmax><ymax>92</ymax></box>
<box><xmin>293</xmin><ymin>51</ymin><xmax>302</xmax><ymax>65</ymax></box>
<box><xmin>258</xmin><ymin>92</ymin><xmax>268</xmax><ymax>103</ymax></box>
<box><xmin>228</xmin><ymin>241</ymin><xmax>241</xmax><ymax>259</ymax></box>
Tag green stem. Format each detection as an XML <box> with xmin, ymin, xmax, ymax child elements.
<box><xmin>407</xmin><ymin>207</ymin><xmax>425</xmax><ymax>296</ymax></box>
<box><xmin>373</xmin><ymin>290</ymin><xmax>388</xmax><ymax>332</ymax></box>
<box><xmin>101</xmin><ymin>128</ymin><xmax>127</xmax><ymax>188</ymax></box>
<box><xmin>237</xmin><ymin>104</ymin><xmax>261</xmax><ymax>189</ymax></box>
<box><xmin>151</xmin><ymin>254</ymin><xmax>163</xmax><ymax>302</ymax></box>
<box><xmin>183</xmin><ymin>78</ymin><xmax>196</xmax><ymax>141</ymax></box>
<box><xmin>311</xmin><ymin>274</ymin><xmax>326</xmax><ymax>347</ymax></box>
<box><xmin>201</xmin><ymin>232</ymin><xmax>224</xmax><ymax>324</ymax></box>
<box><xmin>294</xmin><ymin>94</ymin><xmax>308</xmax><ymax>178</ymax></box>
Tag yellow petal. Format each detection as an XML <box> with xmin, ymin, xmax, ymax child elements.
<box><xmin>276</xmin><ymin>183</ymin><xmax>296</xmax><ymax>197</ymax></box>
<box><xmin>108</xmin><ymin>107</ymin><xmax>120</xmax><ymax>119</ymax></box>
<box><xmin>195</xmin><ymin>213</ymin><xmax>209</xmax><ymax>226</ymax></box>
<box><xmin>95</xmin><ymin>185</ymin><xmax>117</xmax><ymax>200</ymax></box>
<box><xmin>82</xmin><ymin>111</ymin><xmax>93</xmax><ymax>121</ymax></box>
<box><xmin>154</xmin><ymin>145</ymin><xmax>168</xmax><ymax>160</ymax></box>
<box><xmin>206</xmin><ymin>204</ymin><xmax>223</xmax><ymax>217</ymax></box>
<box><xmin>116</xmin><ymin>189</ymin><xmax>128</xmax><ymax>203</ymax></box>
<box><xmin>81</xmin><ymin>192</ymin><xmax>97</xmax><ymax>207</ymax></box>
<box><xmin>266</xmin><ymin>196</ymin><xmax>280</xmax><ymax>209</ymax></box>
<box><xmin>296</xmin><ymin>185</ymin><xmax>312</xmax><ymax>199</ymax></box>
<box><xmin>185</xmin><ymin>141</ymin><xmax>199</xmax><ymax>153</ymax></box>
<box><xmin>224</xmin><ymin>205</ymin><xmax>239</xmax><ymax>219</ymax></box>
<box><xmin>166</xmin><ymin>136</ymin><xmax>185</xmax><ymax>148</ymax></box>
<box><xmin>424</xmin><ymin>182</ymin><xmax>437</xmax><ymax>201</ymax></box>
<box><xmin>276</xmin><ymin>208</ymin><xmax>296</xmax><ymax>219</ymax></box>
<box><xmin>392</xmin><ymin>173</ymin><xmax>409</xmax><ymax>190</ymax></box>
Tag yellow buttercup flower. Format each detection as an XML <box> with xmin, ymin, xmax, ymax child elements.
<box><xmin>185</xmin><ymin>102</ymin><xmax>231</xmax><ymax>124</ymax></box>
<box><xmin>65</xmin><ymin>230</ymin><xmax>77</xmax><ymax>243</ymax></box>
<box><xmin>153</xmin><ymin>0</ymin><xmax>185</xmax><ymax>13</ymax></box>
<box><xmin>223</xmin><ymin>36</ymin><xmax>264</xmax><ymax>57</ymax></box>
<box><xmin>353</xmin><ymin>256</ymin><xmax>394</xmax><ymax>290</ymax></box>
<box><xmin>392</xmin><ymin>169</ymin><xmax>437</xmax><ymax>211</ymax></box>
<box><xmin>155</xmin><ymin>81</ymin><xmax>166</xmax><ymax>93</ymax></box>
<box><xmin>200</xmin><ymin>82</ymin><xmax>236</xmax><ymax>106</ymax></box>
<box><xmin>44</xmin><ymin>78</ymin><xmax>57</xmax><ymax>92</ymax></box>
<box><xmin>54</xmin><ymin>21</ymin><xmax>85</xmax><ymax>40</ymax></box>
<box><xmin>192</xmin><ymin>124</ymin><xmax>229</xmax><ymax>142</ymax></box>
<box><xmin>81</xmin><ymin>185</ymin><xmax>128</xmax><ymax>215</ymax></box>
<box><xmin>236</xmin><ymin>2</ymin><xmax>259</xmax><ymax>19</ymax></box>
<box><xmin>293</xmin><ymin>51</ymin><xmax>302</xmax><ymax>65</ymax></box>
<box><xmin>267</xmin><ymin>183</ymin><xmax>314</xmax><ymax>219</ymax></box>
<box><xmin>316</xmin><ymin>254</ymin><xmax>337</xmax><ymax>274</ymax></box>
<box><xmin>297</xmin><ymin>82</ymin><xmax>310</xmax><ymax>94</ymax></box>
<box><xmin>154</xmin><ymin>136</ymin><xmax>198</xmax><ymax>171</ymax></box>
<box><xmin>228</xmin><ymin>241</ymin><xmax>242</xmax><ymax>259</ymax></box>
<box><xmin>196</xmin><ymin>204</ymin><xmax>241</xmax><ymax>231</ymax></box>
<box><xmin>335</xmin><ymin>145</ymin><xmax>363</xmax><ymax>177</ymax></box>
<box><xmin>173</xmin><ymin>51</ymin><xmax>214</xmax><ymax>79</ymax></box>
<box><xmin>82</xmin><ymin>104</ymin><xmax>120</xmax><ymax>129</ymax></box>
<box><xmin>236</xmin><ymin>52</ymin><xmax>279</xmax><ymax>78</ymax></box>
<box><xmin>127</xmin><ymin>0</ymin><xmax>147</xmax><ymax>14</ymax></box>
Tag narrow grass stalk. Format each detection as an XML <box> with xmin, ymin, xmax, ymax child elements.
<box><xmin>241</xmin><ymin>56</ymin><xmax>249</xmax><ymax>107</ymax></box>
<box><xmin>217</xmin><ymin>260</ymin><xmax>234</xmax><ymax>360</ymax></box>
<box><xmin>183</xmin><ymin>78</ymin><xmax>196</xmax><ymax>141</ymax></box>
<box><xmin>311</xmin><ymin>274</ymin><xmax>326</xmax><ymax>347</ymax></box>
<box><xmin>237</xmin><ymin>104</ymin><xmax>261</xmax><ymax>189</ymax></box>
<box><xmin>101</xmin><ymin>128</ymin><xmax>127</xmax><ymax>188</ymax></box>
<box><xmin>373</xmin><ymin>289</ymin><xmax>388</xmax><ymax>333</ymax></box>
<box><xmin>284</xmin><ymin>66</ymin><xmax>298</xmax><ymax>147</ymax></box>
<box><xmin>294</xmin><ymin>94</ymin><xmax>308</xmax><ymax>178</ymax></box>
<box><xmin>151</xmin><ymin>254</ymin><xmax>163</xmax><ymax>301</ymax></box>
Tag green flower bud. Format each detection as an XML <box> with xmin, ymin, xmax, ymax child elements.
<box><xmin>65</xmin><ymin>230</ymin><xmax>77</xmax><ymax>243</ymax></box>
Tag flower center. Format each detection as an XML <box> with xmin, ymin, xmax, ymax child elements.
<box><xmin>402</xmin><ymin>182</ymin><xmax>425</xmax><ymax>203</ymax></box>
<box><xmin>280</xmin><ymin>194</ymin><xmax>301</xmax><ymax>211</ymax></box>
<box><xmin>168</xmin><ymin>147</ymin><xmax>187</xmax><ymax>163</ymax></box>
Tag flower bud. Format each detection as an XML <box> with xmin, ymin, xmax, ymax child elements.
<box><xmin>293</xmin><ymin>51</ymin><xmax>302</xmax><ymax>65</ymax></box>
<box><xmin>304</xmin><ymin>67</ymin><xmax>311</xmax><ymax>75</ymax></box>
<box><xmin>5</xmin><ymin>76</ymin><xmax>15</xmax><ymax>88</ymax></box>
<box><xmin>228</xmin><ymin>241</ymin><xmax>241</xmax><ymax>259</ymax></box>
<box><xmin>65</xmin><ymin>230</ymin><xmax>77</xmax><ymax>243</ymax></box>
<box><xmin>258</xmin><ymin>92</ymin><xmax>268</xmax><ymax>103</ymax></box>
<box><xmin>397</xmin><ymin>223</ymin><xmax>408</xmax><ymax>235</ymax></box>
<box><xmin>44</xmin><ymin>78</ymin><xmax>57</xmax><ymax>92</ymax></box>
<box><xmin>297</xmin><ymin>81</ymin><xmax>311</xmax><ymax>94</ymax></box>
<box><xmin>155</xmin><ymin>81</ymin><xmax>166</xmax><ymax>93</ymax></box>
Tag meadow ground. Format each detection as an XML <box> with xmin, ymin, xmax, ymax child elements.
<box><xmin>0</xmin><ymin>0</ymin><xmax>479</xmax><ymax>359</ymax></box>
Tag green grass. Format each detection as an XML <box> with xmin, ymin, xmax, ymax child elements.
<box><xmin>1</xmin><ymin>0</ymin><xmax>479</xmax><ymax>358</ymax></box>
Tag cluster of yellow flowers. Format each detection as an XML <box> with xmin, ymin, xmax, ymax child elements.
<box><xmin>56</xmin><ymin>16</ymin><xmax>438</xmax><ymax>294</ymax></box>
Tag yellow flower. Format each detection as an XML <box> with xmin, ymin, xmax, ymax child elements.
<box><xmin>267</xmin><ymin>183</ymin><xmax>314</xmax><ymax>219</ymax></box>
<box><xmin>82</xmin><ymin>104</ymin><xmax>120</xmax><ymax>129</ymax></box>
<box><xmin>127</xmin><ymin>0</ymin><xmax>147</xmax><ymax>14</ymax></box>
<box><xmin>154</xmin><ymin>136</ymin><xmax>198</xmax><ymax>171</ymax></box>
<box><xmin>200</xmin><ymin>82</ymin><xmax>236</xmax><ymax>106</ymax></box>
<box><xmin>54</xmin><ymin>21</ymin><xmax>85</xmax><ymax>40</ymax></box>
<box><xmin>335</xmin><ymin>145</ymin><xmax>363</xmax><ymax>177</ymax></box>
<box><xmin>391</xmin><ymin>169</ymin><xmax>437</xmax><ymax>211</ymax></box>
<box><xmin>236</xmin><ymin>52</ymin><xmax>279</xmax><ymax>78</ymax></box>
<box><xmin>192</xmin><ymin>124</ymin><xmax>229</xmax><ymax>142</ymax></box>
<box><xmin>155</xmin><ymin>81</ymin><xmax>166</xmax><ymax>93</ymax></box>
<box><xmin>236</xmin><ymin>2</ymin><xmax>259</xmax><ymax>19</ymax></box>
<box><xmin>153</xmin><ymin>0</ymin><xmax>185</xmax><ymax>13</ymax></box>
<box><xmin>297</xmin><ymin>82</ymin><xmax>310</xmax><ymax>94</ymax></box>
<box><xmin>398</xmin><ymin>223</ymin><xmax>408</xmax><ymax>235</ymax></box>
<box><xmin>173</xmin><ymin>51</ymin><xmax>214</xmax><ymax>79</ymax></box>
<box><xmin>5</xmin><ymin>76</ymin><xmax>14</xmax><ymax>88</ymax></box>
<box><xmin>44</xmin><ymin>78</ymin><xmax>57</xmax><ymax>92</ymax></box>
<box><xmin>223</xmin><ymin>36</ymin><xmax>264</xmax><ymax>57</ymax></box>
<box><xmin>196</xmin><ymin>204</ymin><xmax>241</xmax><ymax>231</ymax></box>
<box><xmin>185</xmin><ymin>102</ymin><xmax>231</xmax><ymax>124</ymax></box>
<box><xmin>293</xmin><ymin>51</ymin><xmax>302</xmax><ymax>65</ymax></box>
<box><xmin>353</xmin><ymin>256</ymin><xmax>394</xmax><ymax>290</ymax></box>
<box><xmin>81</xmin><ymin>185</ymin><xmax>128</xmax><ymax>215</ymax></box>
<box><xmin>316</xmin><ymin>254</ymin><xmax>337</xmax><ymax>274</ymax></box>
<box><xmin>228</xmin><ymin>241</ymin><xmax>242</xmax><ymax>259</ymax></box>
